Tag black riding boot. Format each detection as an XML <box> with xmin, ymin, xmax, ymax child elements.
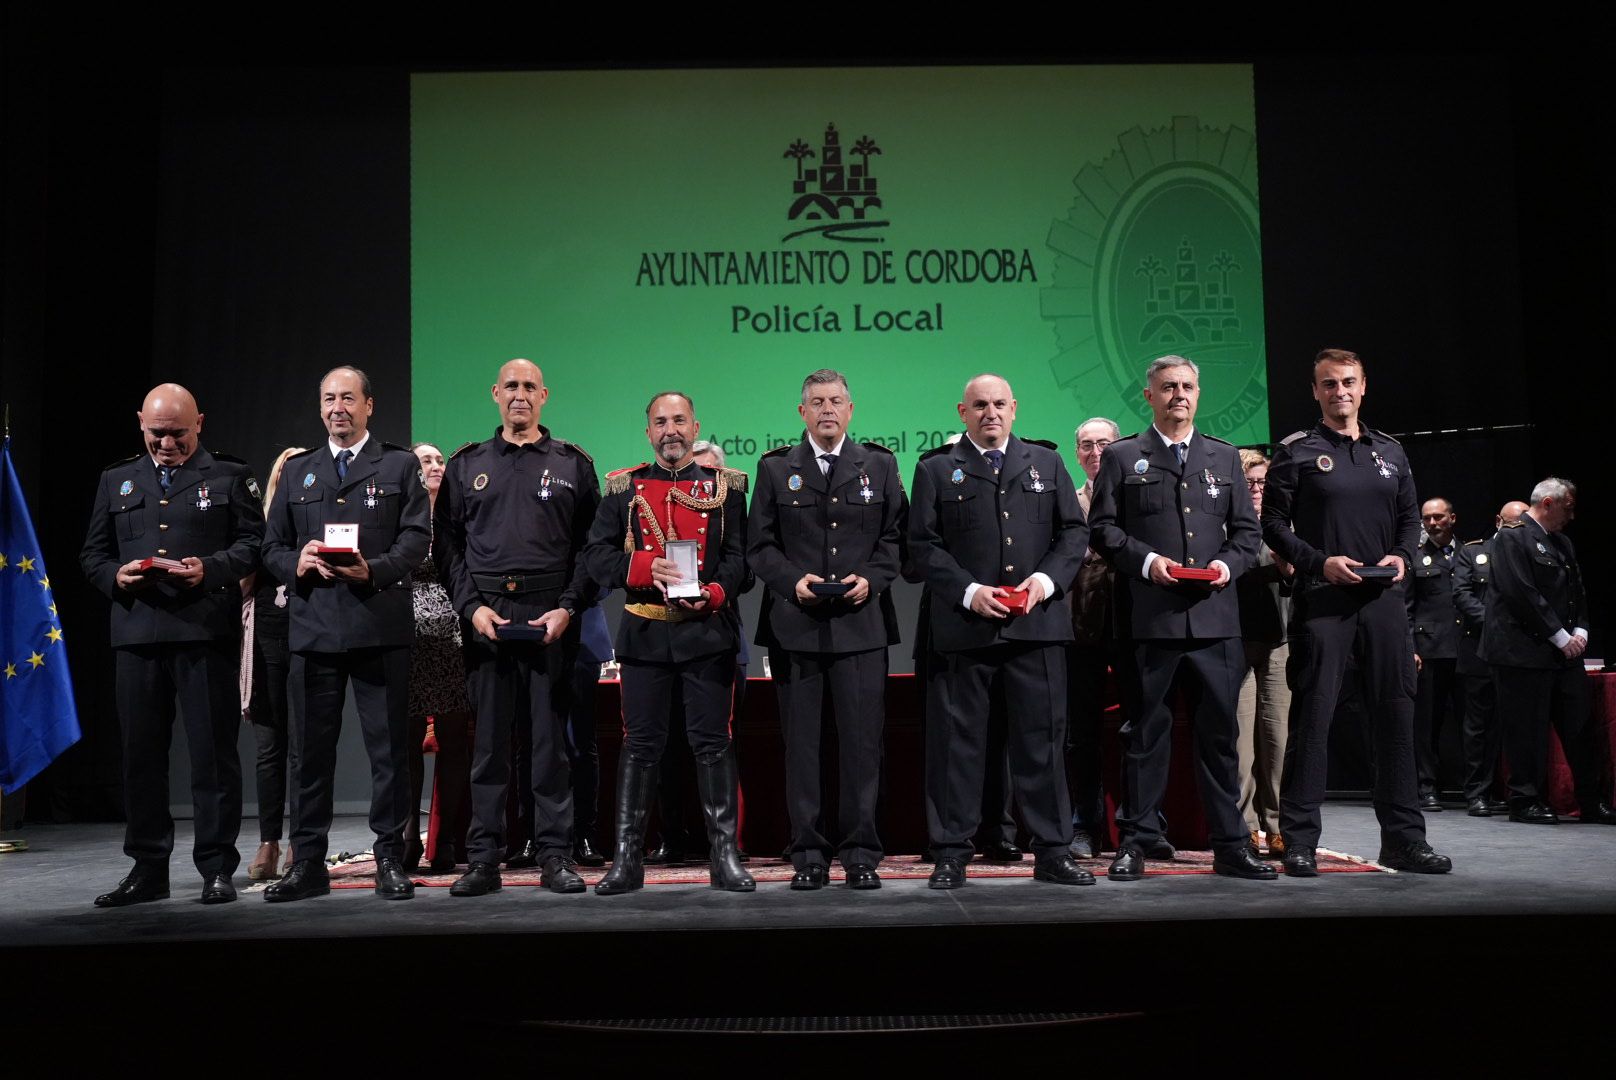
<box><xmin>596</xmin><ymin>757</ymin><xmax>659</xmax><ymax>896</ymax></box>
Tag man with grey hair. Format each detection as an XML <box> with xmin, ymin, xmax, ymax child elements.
<box><xmin>262</xmin><ymin>365</ymin><xmax>432</xmax><ymax>901</ymax></box>
<box><xmin>1480</xmin><ymin>478</ymin><xmax>1616</xmax><ymax>824</ymax></box>
<box><xmin>1089</xmin><ymin>355</ymin><xmax>1271</xmax><ymax>881</ymax></box>
<box><xmin>1066</xmin><ymin>416</ymin><xmax>1121</xmax><ymax>857</ymax></box>
<box><xmin>750</xmin><ymin>369</ymin><xmax>905</xmax><ymax>889</ymax></box>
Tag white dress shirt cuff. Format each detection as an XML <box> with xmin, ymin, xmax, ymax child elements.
<box><xmin>1574</xmin><ymin>627</ymin><xmax>1589</xmax><ymax>642</ymax></box>
<box><xmin>1030</xmin><ymin>572</ymin><xmax>1055</xmax><ymax>601</ymax></box>
<box><xmin>964</xmin><ymin>583</ymin><xmax>984</xmax><ymax>610</ymax></box>
<box><xmin>1141</xmin><ymin>552</ymin><xmax>1160</xmax><ymax>581</ymax></box>
<box><xmin>1551</xmin><ymin>628</ymin><xmax>1572</xmax><ymax>649</ymax></box>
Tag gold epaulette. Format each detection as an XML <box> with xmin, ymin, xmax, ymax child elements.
<box><xmin>1499</xmin><ymin>519</ymin><xmax>1525</xmax><ymax>529</ymax></box>
<box><xmin>719</xmin><ymin>467</ymin><xmax>748</xmax><ymax>493</ymax></box>
<box><xmin>606</xmin><ymin>464</ymin><xmax>648</xmax><ymax>495</ymax></box>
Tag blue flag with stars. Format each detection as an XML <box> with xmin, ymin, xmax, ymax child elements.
<box><xmin>1</xmin><ymin>435</ymin><xmax>81</xmax><ymax>794</ymax></box>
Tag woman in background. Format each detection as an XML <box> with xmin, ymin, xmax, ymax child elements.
<box><xmin>407</xmin><ymin>442</ymin><xmax>473</xmax><ymax>871</ymax></box>
<box><xmin>244</xmin><ymin>446</ymin><xmax>305</xmax><ymax>880</ymax></box>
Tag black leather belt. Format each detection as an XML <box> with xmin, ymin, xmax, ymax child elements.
<box><xmin>472</xmin><ymin>571</ymin><xmax>566</xmax><ymax>597</ymax></box>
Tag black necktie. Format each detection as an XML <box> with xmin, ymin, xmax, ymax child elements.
<box><xmin>821</xmin><ymin>453</ymin><xmax>837</xmax><ymax>477</ymax></box>
<box><xmin>158</xmin><ymin>465</ymin><xmax>174</xmax><ymax>492</ymax></box>
<box><xmin>336</xmin><ymin>449</ymin><xmax>353</xmax><ymax>481</ymax></box>
<box><xmin>984</xmin><ymin>449</ymin><xmax>1004</xmax><ymax>473</ymax></box>
<box><xmin>1172</xmin><ymin>442</ymin><xmax>1187</xmax><ymax>466</ymax></box>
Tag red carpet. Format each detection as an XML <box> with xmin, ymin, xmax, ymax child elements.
<box><xmin>299</xmin><ymin>847</ymin><xmax>1385</xmax><ymax>889</ymax></box>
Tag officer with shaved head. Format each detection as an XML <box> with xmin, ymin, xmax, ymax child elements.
<box><xmin>81</xmin><ymin>383</ymin><xmax>263</xmax><ymax>906</ymax></box>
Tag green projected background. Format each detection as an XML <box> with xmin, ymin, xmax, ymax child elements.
<box><xmin>411</xmin><ymin>65</ymin><xmax>1267</xmax><ymax>481</ymax></box>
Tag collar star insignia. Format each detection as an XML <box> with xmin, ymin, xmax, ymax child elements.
<box><xmin>17</xmin><ymin>556</ymin><xmax>34</xmax><ymax>573</ymax></box>
<box><xmin>27</xmin><ymin>652</ymin><xmax>44</xmax><ymax>669</ymax></box>
<box><xmin>47</xmin><ymin>627</ymin><xmax>63</xmax><ymax>643</ymax></box>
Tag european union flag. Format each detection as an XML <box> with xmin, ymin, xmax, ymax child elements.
<box><xmin>1</xmin><ymin>435</ymin><xmax>81</xmax><ymax>794</ymax></box>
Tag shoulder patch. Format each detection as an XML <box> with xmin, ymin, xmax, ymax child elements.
<box><xmin>760</xmin><ymin>444</ymin><xmax>792</xmax><ymax>459</ymax></box>
<box><xmin>720</xmin><ymin>467</ymin><xmax>748</xmax><ymax>493</ymax></box>
<box><xmin>1278</xmin><ymin>430</ymin><xmax>1309</xmax><ymax>447</ymax></box>
<box><xmin>918</xmin><ymin>443</ymin><xmax>954</xmax><ymax>460</ymax></box>
<box><xmin>1499</xmin><ymin>519</ymin><xmax>1525</xmax><ymax>529</ymax></box>
<box><xmin>449</xmin><ymin>441</ymin><xmax>478</xmax><ymax>460</ymax></box>
<box><xmin>1023</xmin><ymin>437</ymin><xmax>1058</xmax><ymax>451</ymax></box>
<box><xmin>860</xmin><ymin>440</ymin><xmax>895</xmax><ymax>456</ymax></box>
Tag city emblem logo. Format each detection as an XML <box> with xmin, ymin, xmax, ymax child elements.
<box><xmin>782</xmin><ymin>123</ymin><xmax>888</xmax><ymax>244</ymax></box>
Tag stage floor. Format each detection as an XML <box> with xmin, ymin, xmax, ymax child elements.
<box><xmin>4</xmin><ymin>799</ymin><xmax>1613</xmax><ymax>1053</ymax></box>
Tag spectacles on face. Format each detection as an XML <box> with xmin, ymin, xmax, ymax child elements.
<box><xmin>1247</xmin><ymin>478</ymin><xmax>1267</xmax><ymax>490</ymax></box>
<box><xmin>1077</xmin><ymin>439</ymin><xmax>1112</xmax><ymax>453</ymax></box>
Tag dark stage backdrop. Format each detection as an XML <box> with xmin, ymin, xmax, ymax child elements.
<box><xmin>5</xmin><ymin>47</ymin><xmax>1609</xmax><ymax>820</ymax></box>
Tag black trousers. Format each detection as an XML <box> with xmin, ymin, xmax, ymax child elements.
<box><xmin>1494</xmin><ymin>664</ymin><xmax>1602</xmax><ymax>809</ymax></box>
<box><xmin>1114</xmin><ymin>637</ymin><xmax>1248</xmax><ymax>854</ymax></box>
<box><xmin>773</xmin><ymin>647</ymin><xmax>886</xmax><ymax>870</ymax></box>
<box><xmin>1459</xmin><ymin>669</ymin><xmax>1501</xmax><ymax>802</ymax></box>
<box><xmin>1281</xmin><ymin>586</ymin><xmax>1425</xmax><ymax>850</ymax></box>
<box><xmin>465</xmin><ymin>635</ymin><xmax>571</xmax><ymax>866</ymax></box>
<box><xmin>565</xmin><ymin>648</ymin><xmax>602</xmax><ymax>841</ymax></box>
<box><xmin>1066</xmin><ymin>642</ymin><xmax>1111</xmax><ymax>838</ymax></box>
<box><xmin>620</xmin><ymin>652</ymin><xmax>735</xmax><ymax>768</ymax></box>
<box><xmin>1412</xmin><ymin>656</ymin><xmax>1460</xmax><ymax>796</ymax></box>
<box><xmin>925</xmin><ymin>642</ymin><xmax>1071</xmax><ymax>861</ymax></box>
<box><xmin>115</xmin><ymin>642</ymin><xmax>242</xmax><ymax>878</ymax></box>
<box><xmin>289</xmin><ymin>646</ymin><xmax>411</xmax><ymax>863</ymax></box>
<box><xmin>249</xmin><ymin>625</ymin><xmax>294</xmax><ymax>842</ymax></box>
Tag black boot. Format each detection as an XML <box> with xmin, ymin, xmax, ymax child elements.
<box><xmin>596</xmin><ymin>757</ymin><xmax>658</xmax><ymax>896</ymax></box>
<box><xmin>696</xmin><ymin>748</ymin><xmax>755</xmax><ymax>893</ymax></box>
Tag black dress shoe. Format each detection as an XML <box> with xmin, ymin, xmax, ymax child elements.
<box><xmin>1282</xmin><ymin>847</ymin><xmax>1318</xmax><ymax>878</ymax></box>
<box><xmin>94</xmin><ymin>866</ymin><xmax>170</xmax><ymax>908</ymax></box>
<box><xmin>978</xmin><ymin>839</ymin><xmax>1023</xmax><ymax>863</ymax></box>
<box><xmin>790</xmin><ymin>864</ymin><xmax>830</xmax><ymax>891</ymax></box>
<box><xmin>643</xmin><ymin>839</ymin><xmax>689</xmax><ymax>867</ymax></box>
<box><xmin>450</xmin><ymin>861</ymin><xmax>503</xmax><ymax>896</ymax></box>
<box><xmin>845</xmin><ymin>864</ymin><xmax>881</xmax><ymax>890</ymax></box>
<box><xmin>573</xmin><ymin>837</ymin><xmax>607</xmax><ymax>867</ymax></box>
<box><xmin>1213</xmin><ymin>847</ymin><xmax>1279</xmax><ymax>880</ymax></box>
<box><xmin>506</xmin><ymin>840</ymin><xmax>539</xmax><ymax>869</ymax></box>
<box><xmin>1487</xmin><ymin>800</ymin><xmax>1510</xmax><ymax>814</ymax></box>
<box><xmin>1034</xmin><ymin>853</ymin><xmax>1097</xmax><ymax>886</ymax></box>
<box><xmin>1580</xmin><ymin>801</ymin><xmax>1616</xmax><ymax>824</ymax></box>
<box><xmin>1466</xmin><ymin>798</ymin><xmax>1491</xmax><ymax>817</ymax></box>
<box><xmin>928</xmin><ymin>857</ymin><xmax>967</xmax><ymax>889</ymax></box>
<box><xmin>540</xmin><ymin>855</ymin><xmax>587</xmax><ymax>894</ymax></box>
<box><xmin>1378</xmin><ymin>840</ymin><xmax>1452</xmax><ymax>874</ymax></box>
<box><xmin>265</xmin><ymin>860</ymin><xmax>330</xmax><ymax>903</ymax></box>
<box><xmin>1107</xmin><ymin>848</ymin><xmax>1145</xmax><ymax>882</ymax></box>
<box><xmin>1142</xmin><ymin>838</ymin><xmax>1176</xmax><ymax>861</ymax></box>
<box><xmin>1068</xmin><ymin>830</ymin><xmax>1096</xmax><ymax>859</ymax></box>
<box><xmin>1419</xmin><ymin>793</ymin><xmax>1443</xmax><ymax>812</ymax></box>
<box><xmin>200</xmin><ymin>873</ymin><xmax>237</xmax><ymax>904</ymax></box>
<box><xmin>1508</xmin><ymin>801</ymin><xmax>1559</xmax><ymax>824</ymax></box>
<box><xmin>375</xmin><ymin>858</ymin><xmax>415</xmax><ymax>900</ymax></box>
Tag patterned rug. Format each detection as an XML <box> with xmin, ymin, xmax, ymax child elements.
<box><xmin>247</xmin><ymin>845</ymin><xmax>1387</xmax><ymax>891</ymax></box>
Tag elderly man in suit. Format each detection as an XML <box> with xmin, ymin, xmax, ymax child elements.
<box><xmin>261</xmin><ymin>366</ymin><xmax>430</xmax><ymax>901</ymax></box>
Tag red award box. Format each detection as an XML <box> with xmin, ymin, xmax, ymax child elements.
<box><xmin>1167</xmin><ymin>566</ymin><xmax>1221</xmax><ymax>583</ymax></box>
<box><xmin>138</xmin><ymin>556</ymin><xmax>187</xmax><ymax>574</ymax></box>
<box><xmin>1000</xmin><ymin>587</ymin><xmax>1032</xmax><ymax>615</ymax></box>
<box><xmin>316</xmin><ymin>546</ymin><xmax>361</xmax><ymax>567</ymax></box>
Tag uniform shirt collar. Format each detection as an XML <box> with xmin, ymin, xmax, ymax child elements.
<box><xmin>329</xmin><ymin>432</ymin><xmax>370</xmax><ymax>460</ymax></box>
<box><xmin>964</xmin><ymin>434</ymin><xmax>1010</xmax><ymax>459</ymax></box>
<box><xmin>810</xmin><ymin>434</ymin><xmax>848</xmax><ymax>462</ymax></box>
<box><xmin>1151</xmin><ymin>425</ymin><xmax>1195</xmax><ymax>452</ymax></box>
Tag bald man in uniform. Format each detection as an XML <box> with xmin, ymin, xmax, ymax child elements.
<box><xmin>82</xmin><ymin>384</ymin><xmax>263</xmax><ymax>906</ymax></box>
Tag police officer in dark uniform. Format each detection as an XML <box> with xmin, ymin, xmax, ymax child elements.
<box><xmin>1480</xmin><ymin>478</ymin><xmax>1616</xmax><ymax>825</ymax></box>
<box><xmin>1407</xmin><ymin>497</ymin><xmax>1465</xmax><ymax>810</ymax></box>
<box><xmin>433</xmin><ymin>359</ymin><xmax>601</xmax><ymax>897</ymax></box>
<box><xmin>909</xmin><ymin>373</ymin><xmax>1093</xmax><ymax>889</ymax></box>
<box><xmin>1452</xmin><ymin>500</ymin><xmax>1527</xmax><ymax>816</ymax></box>
<box><xmin>262</xmin><ymin>366</ymin><xmax>430</xmax><ymax>901</ymax></box>
<box><xmin>584</xmin><ymin>390</ymin><xmax>753</xmax><ymax>894</ymax></box>
<box><xmin>1262</xmin><ymin>349</ymin><xmax>1451</xmax><ymax>875</ymax></box>
<box><xmin>749</xmin><ymin>368</ymin><xmax>906</xmax><ymax>890</ymax></box>
<box><xmin>1089</xmin><ymin>356</ymin><xmax>1273</xmax><ymax>882</ymax></box>
<box><xmin>81</xmin><ymin>383</ymin><xmax>262</xmax><ymax>906</ymax></box>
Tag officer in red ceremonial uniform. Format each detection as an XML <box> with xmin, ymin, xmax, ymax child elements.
<box><xmin>583</xmin><ymin>391</ymin><xmax>753</xmax><ymax>894</ymax></box>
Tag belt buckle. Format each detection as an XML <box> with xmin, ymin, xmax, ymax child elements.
<box><xmin>503</xmin><ymin>576</ymin><xmax>519</xmax><ymax>593</ymax></box>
